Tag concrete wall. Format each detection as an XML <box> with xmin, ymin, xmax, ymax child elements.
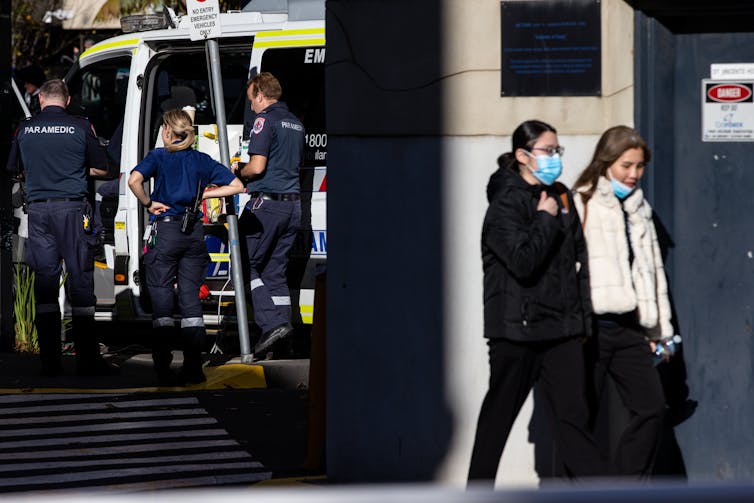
<box><xmin>326</xmin><ymin>0</ymin><xmax>635</xmax><ymax>485</ymax></box>
<box><xmin>442</xmin><ymin>0</ymin><xmax>634</xmax><ymax>135</ymax></box>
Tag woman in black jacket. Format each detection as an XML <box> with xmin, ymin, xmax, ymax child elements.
<box><xmin>468</xmin><ymin>120</ymin><xmax>601</xmax><ymax>484</ymax></box>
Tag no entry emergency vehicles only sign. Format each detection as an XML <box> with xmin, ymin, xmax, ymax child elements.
<box><xmin>702</xmin><ymin>80</ymin><xmax>754</xmax><ymax>141</ymax></box>
<box><xmin>187</xmin><ymin>0</ymin><xmax>221</xmax><ymax>41</ymax></box>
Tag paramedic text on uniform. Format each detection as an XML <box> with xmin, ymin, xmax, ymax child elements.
<box><xmin>234</xmin><ymin>72</ymin><xmax>305</xmax><ymax>357</ymax></box>
<box><xmin>128</xmin><ymin>109</ymin><xmax>244</xmax><ymax>386</ymax></box>
<box><xmin>5</xmin><ymin>79</ymin><xmax>115</xmax><ymax>376</ymax></box>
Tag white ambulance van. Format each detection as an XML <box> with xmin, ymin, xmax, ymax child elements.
<box><xmin>60</xmin><ymin>1</ymin><xmax>326</xmax><ymax>328</ymax></box>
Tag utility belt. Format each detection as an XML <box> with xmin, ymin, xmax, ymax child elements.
<box><xmin>27</xmin><ymin>197</ymin><xmax>85</xmax><ymax>205</ymax></box>
<box><xmin>146</xmin><ymin>212</ymin><xmax>200</xmax><ymax>248</ymax></box>
<box><xmin>26</xmin><ymin>197</ymin><xmax>93</xmax><ymax>234</ymax></box>
<box><xmin>153</xmin><ymin>215</ymin><xmax>181</xmax><ymax>222</ymax></box>
<box><xmin>249</xmin><ymin>192</ymin><xmax>300</xmax><ymax>201</ymax></box>
<box><xmin>154</xmin><ymin>212</ymin><xmax>200</xmax><ymax>234</ymax></box>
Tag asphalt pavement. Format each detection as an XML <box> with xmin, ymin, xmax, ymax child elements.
<box><xmin>0</xmin><ymin>323</ymin><xmax>324</xmax><ymax>494</ymax></box>
<box><xmin>0</xmin><ymin>347</ymin><xmax>308</xmax><ymax>391</ymax></box>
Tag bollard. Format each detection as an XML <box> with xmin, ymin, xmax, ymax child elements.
<box><xmin>304</xmin><ymin>271</ymin><xmax>326</xmax><ymax>470</ymax></box>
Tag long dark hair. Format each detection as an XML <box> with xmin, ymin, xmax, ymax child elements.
<box><xmin>573</xmin><ymin>125</ymin><xmax>651</xmax><ymax>202</ymax></box>
<box><xmin>497</xmin><ymin>120</ymin><xmax>557</xmax><ymax>171</ymax></box>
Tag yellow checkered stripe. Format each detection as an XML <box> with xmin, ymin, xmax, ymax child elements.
<box><xmin>300</xmin><ymin>304</ymin><xmax>313</xmax><ymax>324</ymax></box>
<box><xmin>254</xmin><ymin>28</ymin><xmax>325</xmax><ymax>48</ymax></box>
<box><xmin>80</xmin><ymin>38</ymin><xmax>141</xmax><ymax>61</ymax></box>
<box><xmin>207</xmin><ymin>252</ymin><xmax>314</xmax><ymax>324</ymax></box>
<box><xmin>209</xmin><ymin>252</ymin><xmax>230</xmax><ymax>263</ymax></box>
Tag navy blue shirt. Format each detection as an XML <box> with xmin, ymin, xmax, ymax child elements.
<box><xmin>133</xmin><ymin>147</ymin><xmax>236</xmax><ymax>218</ymax></box>
<box><xmin>246</xmin><ymin>101</ymin><xmax>304</xmax><ymax>194</ymax></box>
<box><xmin>6</xmin><ymin>105</ymin><xmax>107</xmax><ymax>201</ymax></box>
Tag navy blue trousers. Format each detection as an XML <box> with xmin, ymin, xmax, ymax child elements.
<box><xmin>143</xmin><ymin>220</ymin><xmax>208</xmax><ymax>327</ymax></box>
<box><xmin>26</xmin><ymin>199</ymin><xmax>97</xmax><ymax>316</ymax></box>
<box><xmin>241</xmin><ymin>197</ymin><xmax>301</xmax><ymax>333</ymax></box>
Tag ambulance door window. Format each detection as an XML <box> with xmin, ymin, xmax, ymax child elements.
<box><xmin>141</xmin><ymin>46</ymin><xmax>251</xmax><ymax>153</ymax></box>
<box><xmin>67</xmin><ymin>56</ymin><xmax>130</xmax><ymax>141</ymax></box>
<box><xmin>254</xmin><ymin>47</ymin><xmax>326</xmax><ymax>168</ymax></box>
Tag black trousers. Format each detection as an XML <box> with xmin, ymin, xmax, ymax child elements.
<box><xmin>468</xmin><ymin>337</ymin><xmax>602</xmax><ymax>483</ymax></box>
<box><xmin>592</xmin><ymin>323</ymin><xmax>666</xmax><ymax>477</ymax></box>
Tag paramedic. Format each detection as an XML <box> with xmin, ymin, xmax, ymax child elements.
<box><xmin>6</xmin><ymin>79</ymin><xmax>115</xmax><ymax>376</ymax></box>
<box><xmin>128</xmin><ymin>109</ymin><xmax>244</xmax><ymax>385</ymax></box>
<box><xmin>233</xmin><ymin>72</ymin><xmax>305</xmax><ymax>357</ymax></box>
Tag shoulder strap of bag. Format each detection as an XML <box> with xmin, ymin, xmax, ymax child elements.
<box><xmin>553</xmin><ymin>182</ymin><xmax>590</xmax><ymax>230</ymax></box>
<box><xmin>552</xmin><ymin>181</ymin><xmax>570</xmax><ymax>213</ymax></box>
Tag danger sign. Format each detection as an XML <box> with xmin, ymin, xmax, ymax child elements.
<box><xmin>702</xmin><ymin>80</ymin><xmax>754</xmax><ymax>142</ymax></box>
<box><xmin>707</xmin><ymin>83</ymin><xmax>753</xmax><ymax>103</ymax></box>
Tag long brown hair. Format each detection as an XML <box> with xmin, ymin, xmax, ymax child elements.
<box><xmin>573</xmin><ymin>125</ymin><xmax>651</xmax><ymax>203</ymax></box>
<box><xmin>162</xmin><ymin>109</ymin><xmax>195</xmax><ymax>152</ymax></box>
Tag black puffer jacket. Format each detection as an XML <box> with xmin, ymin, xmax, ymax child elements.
<box><xmin>482</xmin><ymin>164</ymin><xmax>592</xmax><ymax>342</ymax></box>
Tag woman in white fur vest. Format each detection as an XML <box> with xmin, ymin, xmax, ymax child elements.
<box><xmin>572</xmin><ymin>125</ymin><xmax>670</xmax><ymax>477</ymax></box>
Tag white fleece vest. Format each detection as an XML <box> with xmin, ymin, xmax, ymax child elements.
<box><xmin>574</xmin><ymin>177</ymin><xmax>673</xmax><ymax>339</ymax></box>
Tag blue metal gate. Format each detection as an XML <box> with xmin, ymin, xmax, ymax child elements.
<box><xmin>636</xmin><ymin>11</ymin><xmax>754</xmax><ymax>479</ymax></box>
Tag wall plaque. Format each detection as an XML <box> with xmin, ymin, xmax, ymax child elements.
<box><xmin>501</xmin><ymin>0</ymin><xmax>601</xmax><ymax>96</ymax></box>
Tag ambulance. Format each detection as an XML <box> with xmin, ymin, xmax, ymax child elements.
<box><xmin>58</xmin><ymin>1</ymin><xmax>326</xmax><ymax>329</ymax></box>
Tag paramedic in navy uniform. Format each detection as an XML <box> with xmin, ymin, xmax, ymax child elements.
<box><xmin>129</xmin><ymin>109</ymin><xmax>244</xmax><ymax>385</ymax></box>
<box><xmin>5</xmin><ymin>79</ymin><xmax>115</xmax><ymax>376</ymax></box>
<box><xmin>234</xmin><ymin>72</ymin><xmax>305</xmax><ymax>356</ymax></box>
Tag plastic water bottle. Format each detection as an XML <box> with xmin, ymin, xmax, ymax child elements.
<box><xmin>653</xmin><ymin>335</ymin><xmax>682</xmax><ymax>366</ymax></box>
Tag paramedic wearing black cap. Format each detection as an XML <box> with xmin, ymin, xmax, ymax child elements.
<box><xmin>129</xmin><ymin>109</ymin><xmax>244</xmax><ymax>385</ymax></box>
<box><xmin>234</xmin><ymin>72</ymin><xmax>305</xmax><ymax>357</ymax></box>
<box><xmin>5</xmin><ymin>79</ymin><xmax>113</xmax><ymax>376</ymax></box>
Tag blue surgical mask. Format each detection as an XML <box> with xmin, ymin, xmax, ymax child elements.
<box><xmin>610</xmin><ymin>177</ymin><xmax>635</xmax><ymax>199</ymax></box>
<box><xmin>526</xmin><ymin>152</ymin><xmax>562</xmax><ymax>186</ymax></box>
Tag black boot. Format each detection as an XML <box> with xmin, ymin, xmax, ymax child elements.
<box><xmin>152</xmin><ymin>325</ymin><xmax>184</xmax><ymax>386</ymax></box>
<box><xmin>36</xmin><ymin>312</ymin><xmax>62</xmax><ymax>376</ymax></box>
<box><xmin>179</xmin><ymin>326</ymin><xmax>207</xmax><ymax>384</ymax></box>
<box><xmin>72</xmin><ymin>315</ymin><xmax>119</xmax><ymax>376</ymax></box>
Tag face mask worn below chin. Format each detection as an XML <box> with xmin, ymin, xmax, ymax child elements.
<box><xmin>526</xmin><ymin>152</ymin><xmax>562</xmax><ymax>186</ymax></box>
<box><xmin>610</xmin><ymin>177</ymin><xmax>635</xmax><ymax>199</ymax></box>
